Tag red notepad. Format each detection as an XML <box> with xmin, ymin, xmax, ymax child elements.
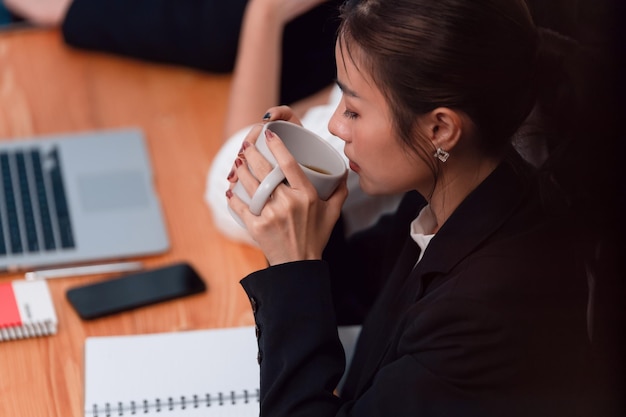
<box><xmin>0</xmin><ymin>280</ymin><xmax>58</xmax><ymax>341</ymax></box>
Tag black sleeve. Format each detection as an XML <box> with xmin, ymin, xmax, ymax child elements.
<box><xmin>239</xmin><ymin>262</ymin><xmax>529</xmax><ymax>417</ymax></box>
<box><xmin>241</xmin><ymin>261</ymin><xmax>346</xmax><ymax>417</ymax></box>
<box><xmin>62</xmin><ymin>0</ymin><xmax>247</xmax><ymax>73</ymax></box>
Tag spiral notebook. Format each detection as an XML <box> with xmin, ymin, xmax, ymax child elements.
<box><xmin>83</xmin><ymin>326</ymin><xmax>260</xmax><ymax>417</ymax></box>
<box><xmin>84</xmin><ymin>325</ymin><xmax>362</xmax><ymax>417</ymax></box>
<box><xmin>0</xmin><ymin>279</ymin><xmax>57</xmax><ymax>341</ymax></box>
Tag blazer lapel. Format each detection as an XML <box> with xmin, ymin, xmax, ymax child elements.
<box><xmin>414</xmin><ymin>154</ymin><xmax>529</xmax><ymax>280</ymax></box>
<box><xmin>347</xmin><ymin>153</ymin><xmax>532</xmax><ymax>398</ymax></box>
<box><xmin>342</xmin><ymin>234</ymin><xmax>421</xmax><ymax>398</ymax></box>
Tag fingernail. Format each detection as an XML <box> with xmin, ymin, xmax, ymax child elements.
<box><xmin>235</xmin><ymin>158</ymin><xmax>243</xmax><ymax>168</ymax></box>
<box><xmin>262</xmin><ymin>112</ymin><xmax>271</xmax><ymax>121</ymax></box>
<box><xmin>227</xmin><ymin>169</ymin><xmax>235</xmax><ymax>180</ymax></box>
<box><xmin>238</xmin><ymin>141</ymin><xmax>251</xmax><ymax>154</ymax></box>
<box><xmin>265</xmin><ymin>129</ymin><xmax>275</xmax><ymax>140</ymax></box>
<box><xmin>225</xmin><ymin>189</ymin><xmax>233</xmax><ymax>199</ymax></box>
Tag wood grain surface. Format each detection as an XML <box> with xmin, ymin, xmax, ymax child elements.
<box><xmin>0</xmin><ymin>28</ymin><xmax>265</xmax><ymax>417</ymax></box>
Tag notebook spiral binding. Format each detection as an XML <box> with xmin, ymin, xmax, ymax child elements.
<box><xmin>0</xmin><ymin>320</ymin><xmax>57</xmax><ymax>341</ymax></box>
<box><xmin>90</xmin><ymin>389</ymin><xmax>260</xmax><ymax>417</ymax></box>
<box><xmin>1</xmin><ymin>280</ymin><xmax>58</xmax><ymax>342</ymax></box>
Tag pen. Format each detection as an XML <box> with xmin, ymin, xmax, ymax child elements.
<box><xmin>24</xmin><ymin>261</ymin><xmax>144</xmax><ymax>281</ymax></box>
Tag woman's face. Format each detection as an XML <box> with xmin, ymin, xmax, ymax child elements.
<box><xmin>328</xmin><ymin>41</ymin><xmax>433</xmax><ymax>196</ymax></box>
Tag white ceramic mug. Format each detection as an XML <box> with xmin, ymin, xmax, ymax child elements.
<box><xmin>230</xmin><ymin>121</ymin><xmax>347</xmax><ymax>224</ymax></box>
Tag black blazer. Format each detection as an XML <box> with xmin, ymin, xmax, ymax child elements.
<box><xmin>61</xmin><ymin>0</ymin><xmax>341</xmax><ymax>104</ymax></box>
<box><xmin>241</xmin><ymin>152</ymin><xmax>598</xmax><ymax>417</ymax></box>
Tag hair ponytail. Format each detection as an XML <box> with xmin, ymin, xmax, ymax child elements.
<box><xmin>526</xmin><ymin>24</ymin><xmax>623</xmax><ymax>340</ymax></box>
<box><xmin>526</xmin><ymin>26</ymin><xmax>618</xmax><ymax>228</ymax></box>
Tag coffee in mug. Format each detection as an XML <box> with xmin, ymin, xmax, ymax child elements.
<box><xmin>230</xmin><ymin>121</ymin><xmax>346</xmax><ymax>225</ymax></box>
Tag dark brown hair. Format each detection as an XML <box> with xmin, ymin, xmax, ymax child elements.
<box><xmin>337</xmin><ymin>0</ymin><xmax>539</xmax><ymax>176</ymax></box>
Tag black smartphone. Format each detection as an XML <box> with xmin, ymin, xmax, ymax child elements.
<box><xmin>66</xmin><ymin>262</ymin><xmax>206</xmax><ymax>320</ymax></box>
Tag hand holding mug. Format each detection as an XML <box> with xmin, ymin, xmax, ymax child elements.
<box><xmin>227</xmin><ymin>121</ymin><xmax>348</xmax><ymax>265</ymax></box>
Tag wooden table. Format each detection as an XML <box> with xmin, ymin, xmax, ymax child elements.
<box><xmin>0</xmin><ymin>29</ymin><xmax>266</xmax><ymax>417</ymax></box>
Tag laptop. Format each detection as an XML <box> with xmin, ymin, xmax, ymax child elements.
<box><xmin>0</xmin><ymin>128</ymin><xmax>169</xmax><ymax>271</ymax></box>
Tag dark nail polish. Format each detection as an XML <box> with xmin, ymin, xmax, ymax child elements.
<box><xmin>262</xmin><ymin>112</ymin><xmax>271</xmax><ymax>121</ymax></box>
<box><xmin>225</xmin><ymin>189</ymin><xmax>233</xmax><ymax>199</ymax></box>
<box><xmin>235</xmin><ymin>158</ymin><xmax>243</xmax><ymax>168</ymax></box>
<box><xmin>227</xmin><ymin>169</ymin><xmax>235</xmax><ymax>180</ymax></box>
<box><xmin>238</xmin><ymin>141</ymin><xmax>250</xmax><ymax>155</ymax></box>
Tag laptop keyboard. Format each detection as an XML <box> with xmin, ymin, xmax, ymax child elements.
<box><xmin>0</xmin><ymin>147</ymin><xmax>75</xmax><ymax>255</ymax></box>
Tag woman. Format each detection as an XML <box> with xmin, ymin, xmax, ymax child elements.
<box><xmin>227</xmin><ymin>0</ymin><xmax>608</xmax><ymax>415</ymax></box>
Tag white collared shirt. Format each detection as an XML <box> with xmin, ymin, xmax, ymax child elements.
<box><xmin>410</xmin><ymin>205</ymin><xmax>437</xmax><ymax>263</ymax></box>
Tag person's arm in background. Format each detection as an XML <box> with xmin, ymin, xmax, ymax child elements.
<box><xmin>2</xmin><ymin>0</ymin><xmax>69</xmax><ymax>26</ymax></box>
<box><xmin>223</xmin><ymin>0</ymin><xmax>330</xmax><ymax>137</ymax></box>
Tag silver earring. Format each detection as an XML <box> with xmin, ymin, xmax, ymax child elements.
<box><xmin>434</xmin><ymin>148</ymin><xmax>449</xmax><ymax>162</ymax></box>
